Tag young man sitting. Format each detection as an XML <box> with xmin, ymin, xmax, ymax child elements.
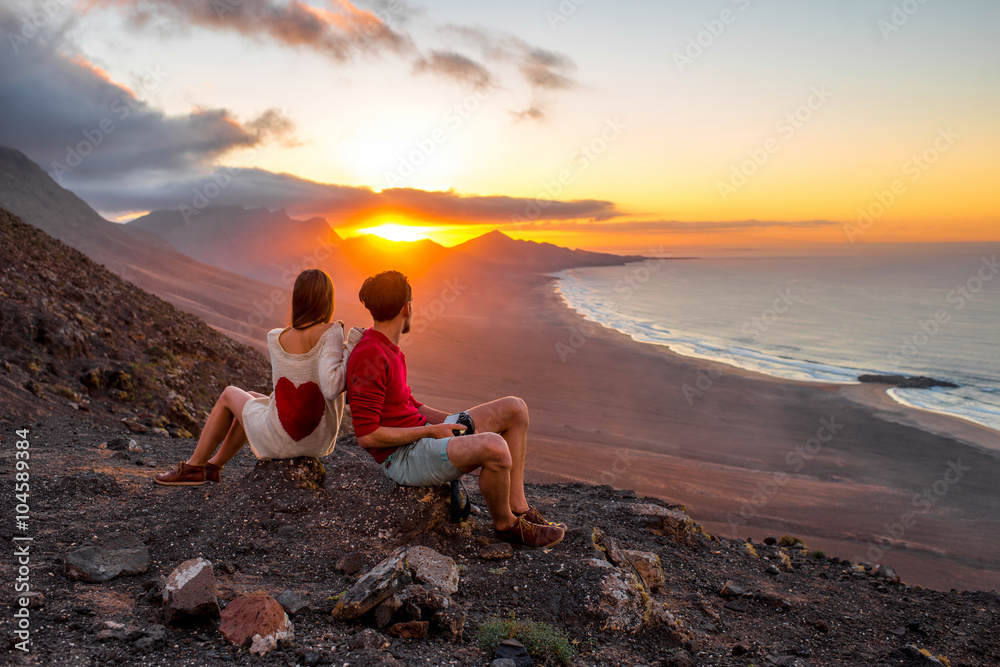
<box><xmin>345</xmin><ymin>271</ymin><xmax>565</xmax><ymax>549</ymax></box>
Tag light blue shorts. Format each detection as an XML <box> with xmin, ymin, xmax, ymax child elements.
<box><xmin>381</xmin><ymin>413</ymin><xmax>465</xmax><ymax>486</ymax></box>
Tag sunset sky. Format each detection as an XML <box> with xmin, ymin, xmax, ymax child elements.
<box><xmin>1</xmin><ymin>0</ymin><xmax>997</xmax><ymax>252</ymax></box>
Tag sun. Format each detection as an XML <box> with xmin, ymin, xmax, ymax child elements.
<box><xmin>360</xmin><ymin>223</ymin><xmax>426</xmax><ymax>243</ymax></box>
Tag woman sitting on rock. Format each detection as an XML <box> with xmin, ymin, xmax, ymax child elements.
<box><xmin>155</xmin><ymin>268</ymin><xmax>362</xmax><ymax>485</ymax></box>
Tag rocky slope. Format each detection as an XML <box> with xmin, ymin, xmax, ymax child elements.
<box><xmin>0</xmin><ymin>147</ymin><xmax>285</xmax><ymax>349</ymax></box>
<box><xmin>0</xmin><ymin>416</ymin><xmax>997</xmax><ymax>666</ymax></box>
<box><xmin>0</xmin><ymin>206</ymin><xmax>270</xmax><ymax>432</ymax></box>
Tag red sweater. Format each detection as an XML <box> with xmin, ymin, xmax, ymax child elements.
<box><xmin>345</xmin><ymin>329</ymin><xmax>426</xmax><ymax>463</ymax></box>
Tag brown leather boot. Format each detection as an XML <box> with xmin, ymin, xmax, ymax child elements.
<box><xmin>494</xmin><ymin>515</ymin><xmax>565</xmax><ymax>549</ymax></box>
<box><xmin>154</xmin><ymin>461</ymin><xmax>207</xmax><ymax>486</ymax></box>
<box><xmin>205</xmin><ymin>462</ymin><xmax>222</xmax><ymax>483</ymax></box>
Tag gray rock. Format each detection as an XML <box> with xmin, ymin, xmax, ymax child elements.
<box><xmin>162</xmin><ymin>557</ymin><xmax>220</xmax><ymax>624</ymax></box>
<box><xmin>496</xmin><ymin>638</ymin><xmax>533</xmax><ymax>666</ymax></box>
<box><xmin>275</xmin><ymin>589</ymin><xmax>309</xmax><ymax>616</ymax></box>
<box><xmin>406</xmin><ymin>546</ymin><xmax>459</xmax><ymax>595</ymax></box>
<box><xmin>64</xmin><ymin>533</ymin><xmax>150</xmax><ymax>582</ymax></box>
<box><xmin>719</xmin><ymin>581</ymin><xmax>745</xmax><ymax>599</ymax></box>
<box><xmin>375</xmin><ymin>595</ymin><xmax>402</xmax><ymax>629</ymax></box>
<box><xmin>333</xmin><ymin>549</ymin><xmax>413</xmax><ymax>620</ymax></box>
<box><xmin>491</xmin><ymin>660</ymin><xmax>517</xmax><ymax>667</ymax></box>
<box><xmin>122</xmin><ymin>418</ymin><xmax>150</xmax><ymax>433</ymax></box>
<box><xmin>348</xmin><ymin>628</ymin><xmax>390</xmax><ymax>651</ymax></box>
<box><xmin>594</xmin><ymin>566</ymin><xmax>651</xmax><ymax>633</ymax></box>
<box><xmin>889</xmin><ymin>644</ymin><xmax>945</xmax><ymax>665</ymax></box>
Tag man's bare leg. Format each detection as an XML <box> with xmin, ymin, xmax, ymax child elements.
<box><xmin>467</xmin><ymin>397</ymin><xmax>531</xmax><ymax>514</ymax></box>
<box><xmin>447</xmin><ymin>432</ymin><xmax>518</xmax><ymax>530</ymax></box>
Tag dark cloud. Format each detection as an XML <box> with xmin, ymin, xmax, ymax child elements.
<box><xmin>413</xmin><ymin>50</ymin><xmax>493</xmax><ymax>88</ymax></box>
<box><xmin>89</xmin><ymin>0</ymin><xmax>412</xmax><ymax>60</ymax></box>
<box><xmin>71</xmin><ymin>166</ymin><xmax>619</xmax><ymax>224</ymax></box>
<box><xmin>504</xmin><ymin>220</ymin><xmax>840</xmax><ymax>234</ymax></box>
<box><xmin>0</xmin><ymin>7</ymin><xmax>297</xmax><ymax>183</ymax></box>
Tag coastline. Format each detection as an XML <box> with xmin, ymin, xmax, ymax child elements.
<box><xmin>402</xmin><ymin>270</ymin><xmax>1000</xmax><ymax>592</ymax></box>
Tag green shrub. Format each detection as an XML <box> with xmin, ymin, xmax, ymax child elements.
<box><xmin>476</xmin><ymin>612</ymin><xmax>575</xmax><ymax>666</ymax></box>
<box><xmin>779</xmin><ymin>535</ymin><xmax>806</xmax><ymax>548</ymax></box>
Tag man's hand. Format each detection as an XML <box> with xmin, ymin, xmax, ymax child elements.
<box><xmin>426</xmin><ymin>422</ymin><xmax>467</xmax><ymax>438</ymax></box>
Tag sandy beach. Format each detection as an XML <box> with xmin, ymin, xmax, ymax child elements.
<box><xmin>376</xmin><ymin>269</ymin><xmax>1000</xmax><ymax>592</ymax></box>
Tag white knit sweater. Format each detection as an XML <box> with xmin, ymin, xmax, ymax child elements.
<box><xmin>242</xmin><ymin>322</ymin><xmax>364</xmax><ymax>460</ymax></box>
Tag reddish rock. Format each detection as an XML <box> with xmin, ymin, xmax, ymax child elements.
<box><xmin>219</xmin><ymin>594</ymin><xmax>293</xmax><ymax>655</ymax></box>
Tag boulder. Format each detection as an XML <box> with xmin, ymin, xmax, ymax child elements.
<box><xmin>162</xmin><ymin>557</ymin><xmax>220</xmax><ymax>624</ymax></box>
<box><xmin>406</xmin><ymin>546</ymin><xmax>459</xmax><ymax>595</ymax></box>
<box><xmin>621</xmin><ymin>549</ymin><xmax>663</xmax><ymax>592</ymax></box>
<box><xmin>587</xmin><ymin>559</ymin><xmax>651</xmax><ymax>633</ymax></box>
<box><xmin>433</xmin><ymin>606</ymin><xmax>466</xmax><ymax>642</ymax></box>
<box><xmin>219</xmin><ymin>594</ymin><xmax>293</xmax><ymax>656</ymax></box>
<box><xmin>631</xmin><ymin>503</ymin><xmax>708</xmax><ymax>546</ymax></box>
<box><xmin>333</xmin><ymin>549</ymin><xmax>413</xmax><ymax>620</ymax></box>
<box><xmin>63</xmin><ymin>533</ymin><xmax>150</xmax><ymax>582</ymax></box>
<box><xmin>332</xmin><ymin>546</ymin><xmax>460</xmax><ymax>620</ymax></box>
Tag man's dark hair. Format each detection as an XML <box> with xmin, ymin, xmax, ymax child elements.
<box><xmin>359</xmin><ymin>270</ymin><xmax>412</xmax><ymax>322</ymax></box>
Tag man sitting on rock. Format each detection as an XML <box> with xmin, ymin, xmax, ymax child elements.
<box><xmin>345</xmin><ymin>270</ymin><xmax>565</xmax><ymax>549</ymax></box>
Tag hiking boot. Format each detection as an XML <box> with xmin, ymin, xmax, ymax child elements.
<box><xmin>516</xmin><ymin>505</ymin><xmax>567</xmax><ymax>530</ymax></box>
<box><xmin>494</xmin><ymin>515</ymin><xmax>565</xmax><ymax>549</ymax></box>
<box><xmin>205</xmin><ymin>462</ymin><xmax>222</xmax><ymax>483</ymax></box>
<box><xmin>154</xmin><ymin>461</ymin><xmax>207</xmax><ymax>486</ymax></box>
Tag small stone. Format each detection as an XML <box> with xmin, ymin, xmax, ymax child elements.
<box><xmin>763</xmin><ymin>536</ymin><xmax>777</xmax><ymax>545</ymax></box>
<box><xmin>766</xmin><ymin>563</ymin><xmax>781</xmax><ymax>575</ymax></box>
<box><xmin>332</xmin><ymin>549</ymin><xmax>412</xmax><ymax>620</ymax></box>
<box><xmin>121</xmin><ymin>418</ymin><xmax>149</xmax><ymax>433</ymax></box>
<box><xmin>335</xmin><ymin>552</ymin><xmax>367</xmax><ymax>575</ymax></box>
<box><xmin>17</xmin><ymin>592</ymin><xmax>44</xmax><ymax>609</ymax></box>
<box><xmin>719</xmin><ymin>581</ymin><xmax>745</xmax><ymax>599</ymax></box>
<box><xmin>724</xmin><ymin>599</ymin><xmax>749</xmax><ymax>613</ymax></box>
<box><xmin>621</xmin><ymin>549</ymin><xmax>664</xmax><ymax>591</ymax></box>
<box><xmin>874</xmin><ymin>564</ymin><xmax>901</xmax><ymax>584</ymax></box>
<box><xmin>491</xmin><ymin>660</ymin><xmax>517</xmax><ymax>667</ymax></box>
<box><xmin>386</xmin><ymin>620</ymin><xmax>428</xmax><ymax>639</ymax></box>
<box><xmin>479</xmin><ymin>543</ymin><xmax>515</xmax><ymax>560</ymax></box>
<box><xmin>814</xmin><ymin>619</ymin><xmax>830</xmax><ymax>633</ymax></box>
<box><xmin>217</xmin><ymin>561</ymin><xmax>236</xmax><ymax>575</ymax></box>
<box><xmin>348</xmin><ymin>628</ymin><xmax>389</xmax><ymax>651</ymax></box>
<box><xmin>375</xmin><ymin>595</ymin><xmax>402</xmax><ymax>629</ymax></box>
<box><xmin>732</xmin><ymin>644</ymin><xmax>749</xmax><ymax>656</ymax></box>
<box><xmin>275</xmin><ymin>590</ymin><xmax>308</xmax><ymax>616</ymax></box>
<box><xmin>665</xmin><ymin>650</ymin><xmax>695</xmax><ymax>667</ymax></box>
<box><xmin>496</xmin><ymin>638</ymin><xmax>533</xmax><ymax>666</ymax></box>
<box><xmin>294</xmin><ymin>648</ymin><xmax>325</xmax><ymax>666</ymax></box>
<box><xmin>433</xmin><ymin>606</ymin><xmax>466</xmax><ymax>642</ymax></box>
<box><xmin>891</xmin><ymin>626</ymin><xmax>907</xmax><ymax>636</ymax></box>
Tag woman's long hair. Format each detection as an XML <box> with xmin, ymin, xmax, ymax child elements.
<box><xmin>290</xmin><ymin>269</ymin><xmax>335</xmax><ymax>329</ymax></box>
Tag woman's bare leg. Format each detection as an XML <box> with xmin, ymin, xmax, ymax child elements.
<box><xmin>186</xmin><ymin>386</ymin><xmax>259</xmax><ymax>466</ymax></box>
<box><xmin>206</xmin><ymin>391</ymin><xmax>267</xmax><ymax>467</ymax></box>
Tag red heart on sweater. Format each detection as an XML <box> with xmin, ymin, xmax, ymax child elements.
<box><xmin>274</xmin><ymin>377</ymin><xmax>325</xmax><ymax>442</ymax></box>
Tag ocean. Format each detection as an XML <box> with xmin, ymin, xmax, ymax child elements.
<box><xmin>555</xmin><ymin>244</ymin><xmax>1000</xmax><ymax>434</ymax></box>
